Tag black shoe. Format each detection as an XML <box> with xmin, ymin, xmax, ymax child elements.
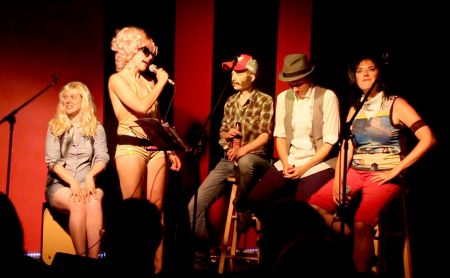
<box><xmin>237</xmin><ymin>210</ymin><xmax>254</xmax><ymax>234</ymax></box>
<box><xmin>193</xmin><ymin>251</ymin><xmax>210</xmax><ymax>272</ymax></box>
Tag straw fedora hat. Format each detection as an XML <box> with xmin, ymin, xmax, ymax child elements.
<box><xmin>278</xmin><ymin>54</ymin><xmax>315</xmax><ymax>82</ymax></box>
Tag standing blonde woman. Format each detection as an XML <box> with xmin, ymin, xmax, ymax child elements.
<box><xmin>45</xmin><ymin>81</ymin><xmax>109</xmax><ymax>259</ymax></box>
<box><xmin>108</xmin><ymin>26</ymin><xmax>181</xmax><ymax>273</ymax></box>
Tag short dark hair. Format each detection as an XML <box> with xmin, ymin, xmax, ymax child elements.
<box><xmin>347</xmin><ymin>50</ymin><xmax>386</xmax><ymax>87</ymax></box>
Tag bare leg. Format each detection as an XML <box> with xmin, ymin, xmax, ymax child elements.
<box><xmin>353</xmin><ymin>221</ymin><xmax>374</xmax><ymax>272</ymax></box>
<box><xmin>310</xmin><ymin>204</ymin><xmax>352</xmax><ymax>236</ymax></box>
<box><xmin>52</xmin><ymin>188</ymin><xmax>87</xmax><ymax>256</ymax></box>
<box><xmin>116</xmin><ymin>155</ymin><xmax>147</xmax><ymax>199</ymax></box>
<box><xmin>146</xmin><ymin>155</ymin><xmax>166</xmax><ymax>273</ymax></box>
<box><xmin>86</xmin><ymin>188</ymin><xmax>104</xmax><ymax>258</ymax></box>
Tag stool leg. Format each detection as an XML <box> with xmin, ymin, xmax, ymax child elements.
<box><xmin>255</xmin><ymin>217</ymin><xmax>262</xmax><ymax>263</ymax></box>
<box><xmin>230</xmin><ymin>210</ymin><xmax>238</xmax><ymax>272</ymax></box>
<box><xmin>218</xmin><ymin>183</ymin><xmax>237</xmax><ymax>274</ymax></box>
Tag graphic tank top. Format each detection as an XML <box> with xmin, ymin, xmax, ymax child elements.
<box><xmin>351</xmin><ymin>94</ymin><xmax>404</xmax><ymax>171</ymax></box>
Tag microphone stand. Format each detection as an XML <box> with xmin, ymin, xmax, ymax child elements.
<box><xmin>191</xmin><ymin>57</ymin><xmax>238</xmax><ymax>235</ymax></box>
<box><xmin>338</xmin><ymin>78</ymin><xmax>380</xmax><ymax>236</ymax></box>
<box><xmin>0</xmin><ymin>74</ymin><xmax>59</xmax><ymax>196</ymax></box>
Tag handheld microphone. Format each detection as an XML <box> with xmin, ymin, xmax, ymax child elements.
<box><xmin>148</xmin><ymin>64</ymin><xmax>175</xmax><ymax>86</ymax></box>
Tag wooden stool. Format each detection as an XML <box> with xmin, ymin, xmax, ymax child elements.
<box><xmin>41</xmin><ymin>202</ymin><xmax>75</xmax><ymax>265</ymax></box>
<box><xmin>218</xmin><ymin>176</ymin><xmax>261</xmax><ymax>274</ymax></box>
<box><xmin>373</xmin><ymin>191</ymin><xmax>413</xmax><ymax>278</ymax></box>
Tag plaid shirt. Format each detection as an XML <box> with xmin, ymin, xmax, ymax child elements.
<box><xmin>219</xmin><ymin>89</ymin><xmax>274</xmax><ymax>155</ymax></box>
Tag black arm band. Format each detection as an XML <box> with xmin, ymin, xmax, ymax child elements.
<box><xmin>410</xmin><ymin>119</ymin><xmax>426</xmax><ymax>133</ymax></box>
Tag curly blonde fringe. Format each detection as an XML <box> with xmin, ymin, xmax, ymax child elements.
<box><xmin>49</xmin><ymin>81</ymin><xmax>99</xmax><ymax>138</ymax></box>
<box><xmin>110</xmin><ymin>26</ymin><xmax>157</xmax><ymax>72</ymax></box>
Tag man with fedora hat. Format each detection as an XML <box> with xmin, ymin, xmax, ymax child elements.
<box><xmin>247</xmin><ymin>53</ymin><xmax>340</xmax><ymax>227</ymax></box>
<box><xmin>278</xmin><ymin>53</ymin><xmax>316</xmax><ymax>82</ymax></box>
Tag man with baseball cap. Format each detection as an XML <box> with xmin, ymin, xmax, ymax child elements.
<box><xmin>188</xmin><ymin>53</ymin><xmax>274</xmax><ymax>272</ymax></box>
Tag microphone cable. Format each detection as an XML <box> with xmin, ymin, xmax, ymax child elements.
<box><xmin>163</xmin><ymin>85</ymin><xmax>175</xmax><ymax>123</ymax></box>
<box><xmin>75</xmin><ymin>228</ymin><xmax>106</xmax><ymax>258</ymax></box>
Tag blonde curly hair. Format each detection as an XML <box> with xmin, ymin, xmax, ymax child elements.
<box><xmin>49</xmin><ymin>81</ymin><xmax>99</xmax><ymax>138</ymax></box>
<box><xmin>111</xmin><ymin>26</ymin><xmax>158</xmax><ymax>72</ymax></box>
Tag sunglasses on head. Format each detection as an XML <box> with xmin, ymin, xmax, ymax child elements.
<box><xmin>138</xmin><ymin>46</ymin><xmax>157</xmax><ymax>57</ymax></box>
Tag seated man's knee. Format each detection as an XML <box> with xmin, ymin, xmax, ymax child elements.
<box><xmin>237</xmin><ymin>155</ymin><xmax>253</xmax><ymax>170</ymax></box>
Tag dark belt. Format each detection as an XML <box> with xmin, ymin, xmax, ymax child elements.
<box><xmin>117</xmin><ymin>135</ymin><xmax>152</xmax><ymax>147</ymax></box>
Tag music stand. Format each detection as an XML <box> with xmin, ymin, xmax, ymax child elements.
<box><xmin>134</xmin><ymin>118</ymin><xmax>191</xmax><ymax>152</ymax></box>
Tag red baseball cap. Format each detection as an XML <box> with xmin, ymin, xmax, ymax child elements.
<box><xmin>222</xmin><ymin>54</ymin><xmax>258</xmax><ymax>73</ymax></box>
